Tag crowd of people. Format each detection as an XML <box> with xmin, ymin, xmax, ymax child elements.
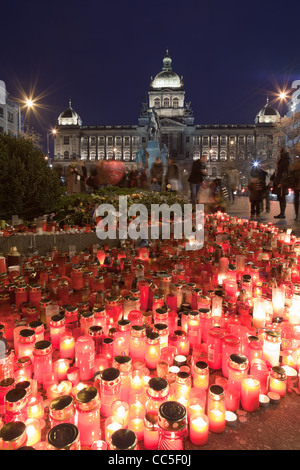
<box><xmin>61</xmin><ymin>147</ymin><xmax>300</xmax><ymax>222</ymax></box>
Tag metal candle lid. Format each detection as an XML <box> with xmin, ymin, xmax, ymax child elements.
<box><xmin>146</xmin><ymin>331</ymin><xmax>160</xmax><ymax>344</ymax></box>
<box><xmin>208</xmin><ymin>384</ymin><xmax>225</xmax><ymax>400</ymax></box>
<box><xmin>264</xmin><ymin>330</ymin><xmax>281</xmax><ymax>342</ymax></box>
<box><xmin>229</xmin><ymin>354</ymin><xmax>249</xmax><ymax>371</ymax></box>
<box><xmin>148</xmin><ymin>377</ymin><xmax>169</xmax><ymax>398</ymax></box>
<box><xmin>131</xmin><ymin>325</ymin><xmax>146</xmax><ymax>338</ymax></box>
<box><xmin>5</xmin><ymin>388</ymin><xmax>27</xmax><ymax>412</ymax></box>
<box><xmin>270</xmin><ymin>366</ymin><xmax>287</xmax><ymax>381</ymax></box>
<box><xmin>34</xmin><ymin>340</ymin><xmax>52</xmax><ymax>356</ymax></box>
<box><xmin>75</xmin><ymin>386</ymin><xmax>100</xmax><ymax>412</ymax></box>
<box><xmin>158</xmin><ymin>401</ymin><xmax>187</xmax><ymax>431</ymax></box>
<box><xmin>110</xmin><ymin>428</ymin><xmax>137</xmax><ymax>450</ymax></box>
<box><xmin>113</xmin><ymin>355</ymin><xmax>132</xmax><ymax>372</ymax></box>
<box><xmin>0</xmin><ymin>422</ymin><xmax>27</xmax><ymax>450</ymax></box>
<box><xmin>47</xmin><ymin>423</ymin><xmax>80</xmax><ymax>450</ymax></box>
<box><xmin>100</xmin><ymin>367</ymin><xmax>120</xmax><ymax>383</ymax></box>
<box><xmin>18</xmin><ymin>329</ymin><xmax>35</xmax><ymax>343</ymax></box>
<box><xmin>194</xmin><ymin>361</ymin><xmax>209</xmax><ymax>375</ymax></box>
<box><xmin>50</xmin><ymin>395</ymin><xmax>75</xmax><ymax>421</ymax></box>
<box><xmin>88</xmin><ymin>325</ymin><xmax>103</xmax><ymax>337</ymax></box>
<box><xmin>117</xmin><ymin>319</ymin><xmax>131</xmax><ymax>332</ymax></box>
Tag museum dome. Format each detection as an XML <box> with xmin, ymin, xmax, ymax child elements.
<box><xmin>151</xmin><ymin>51</ymin><xmax>183</xmax><ymax>90</ymax></box>
<box><xmin>58</xmin><ymin>99</ymin><xmax>82</xmax><ymax>126</ymax></box>
<box><xmin>255</xmin><ymin>98</ymin><xmax>280</xmax><ymax>124</ymax></box>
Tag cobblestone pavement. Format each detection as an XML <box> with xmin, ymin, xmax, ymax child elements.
<box><xmin>226</xmin><ymin>196</ymin><xmax>300</xmax><ymax>237</ymax></box>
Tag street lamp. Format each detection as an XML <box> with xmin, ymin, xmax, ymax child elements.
<box><xmin>47</xmin><ymin>128</ymin><xmax>57</xmax><ymax>164</ymax></box>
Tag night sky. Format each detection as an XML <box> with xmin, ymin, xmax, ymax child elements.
<box><xmin>2</xmin><ymin>0</ymin><xmax>300</xmax><ymax>151</ymax></box>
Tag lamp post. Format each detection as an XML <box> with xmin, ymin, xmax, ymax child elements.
<box><xmin>47</xmin><ymin>128</ymin><xmax>57</xmax><ymax>164</ymax></box>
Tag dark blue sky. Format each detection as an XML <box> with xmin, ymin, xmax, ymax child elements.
<box><xmin>2</xmin><ymin>0</ymin><xmax>300</xmax><ymax>149</ymax></box>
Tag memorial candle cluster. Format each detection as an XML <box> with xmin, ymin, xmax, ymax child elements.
<box><xmin>0</xmin><ymin>211</ymin><xmax>299</xmax><ymax>450</ymax></box>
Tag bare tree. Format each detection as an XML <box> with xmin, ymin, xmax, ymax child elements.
<box><xmin>272</xmin><ymin>111</ymin><xmax>300</xmax><ymax>160</ymax></box>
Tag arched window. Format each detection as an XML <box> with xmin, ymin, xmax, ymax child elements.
<box><xmin>163</xmin><ymin>98</ymin><xmax>170</xmax><ymax>108</ymax></box>
<box><xmin>154</xmin><ymin>98</ymin><xmax>160</xmax><ymax>108</ymax></box>
<box><xmin>173</xmin><ymin>98</ymin><xmax>179</xmax><ymax>109</ymax></box>
<box><xmin>63</xmin><ymin>150</ymin><xmax>69</xmax><ymax>160</ymax></box>
<box><xmin>220</xmin><ymin>151</ymin><xmax>227</xmax><ymax>161</ymax></box>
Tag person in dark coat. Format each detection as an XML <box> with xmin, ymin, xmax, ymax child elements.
<box><xmin>271</xmin><ymin>147</ymin><xmax>291</xmax><ymax>219</ymax></box>
<box><xmin>165</xmin><ymin>158</ymin><xmax>181</xmax><ymax>191</ymax></box>
<box><xmin>188</xmin><ymin>155</ymin><xmax>208</xmax><ymax>205</ymax></box>
<box><xmin>248</xmin><ymin>177</ymin><xmax>264</xmax><ymax>218</ymax></box>
<box><xmin>150</xmin><ymin>157</ymin><xmax>164</xmax><ymax>191</ymax></box>
<box><xmin>250</xmin><ymin>163</ymin><xmax>269</xmax><ymax>212</ymax></box>
<box><xmin>289</xmin><ymin>156</ymin><xmax>300</xmax><ymax>221</ymax></box>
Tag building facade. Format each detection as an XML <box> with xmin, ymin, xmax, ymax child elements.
<box><xmin>53</xmin><ymin>51</ymin><xmax>281</xmax><ymax>185</ymax></box>
<box><xmin>0</xmin><ymin>80</ymin><xmax>21</xmax><ymax>136</ymax></box>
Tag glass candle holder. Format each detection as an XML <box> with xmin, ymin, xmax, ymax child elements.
<box><xmin>49</xmin><ymin>395</ymin><xmax>77</xmax><ymax>429</ymax></box>
<box><xmin>33</xmin><ymin>340</ymin><xmax>53</xmax><ymax>385</ymax></box>
<box><xmin>250</xmin><ymin>359</ymin><xmax>269</xmax><ymax>395</ymax></box>
<box><xmin>75</xmin><ymin>386</ymin><xmax>101</xmax><ymax>447</ymax></box>
<box><xmin>27</xmin><ymin>395</ymin><xmax>44</xmax><ymax>420</ymax></box>
<box><xmin>227</xmin><ymin>354</ymin><xmax>249</xmax><ymax>392</ymax></box>
<box><xmin>111</xmin><ymin>400</ymin><xmax>129</xmax><ymax>427</ymax></box>
<box><xmin>75</xmin><ymin>336</ymin><xmax>95</xmax><ymax>381</ymax></box>
<box><xmin>91</xmin><ymin>440</ymin><xmax>107</xmax><ymax>450</ymax></box>
<box><xmin>221</xmin><ymin>335</ymin><xmax>240</xmax><ymax>378</ymax></box>
<box><xmin>144</xmin><ymin>411</ymin><xmax>159</xmax><ymax>450</ymax></box>
<box><xmin>49</xmin><ymin>314</ymin><xmax>66</xmax><ymax>350</ymax></box>
<box><xmin>145</xmin><ymin>332</ymin><xmax>160</xmax><ymax>369</ymax></box>
<box><xmin>199</xmin><ymin>308</ymin><xmax>212</xmax><ymax>344</ymax></box>
<box><xmin>153</xmin><ymin>323</ymin><xmax>169</xmax><ymax>349</ymax></box>
<box><xmin>129</xmin><ymin>325</ymin><xmax>146</xmax><ymax>361</ymax></box>
<box><xmin>99</xmin><ymin>367</ymin><xmax>121</xmax><ymax>417</ymax></box>
<box><xmin>272</xmin><ymin>287</ymin><xmax>285</xmax><ymax>317</ymax></box>
<box><xmin>113</xmin><ymin>355</ymin><xmax>132</xmax><ymax>402</ymax></box>
<box><xmin>54</xmin><ymin>358</ymin><xmax>70</xmax><ymax>381</ymax></box>
<box><xmin>240</xmin><ymin>375</ymin><xmax>260</xmax><ymax>412</ymax></box>
<box><xmin>0</xmin><ymin>377</ymin><xmax>15</xmax><ymax>405</ymax></box>
<box><xmin>193</xmin><ymin>361</ymin><xmax>209</xmax><ymax>390</ymax></box>
<box><xmin>158</xmin><ymin>401</ymin><xmax>187</xmax><ymax>451</ymax></box>
<box><xmin>207</xmin><ymin>327</ymin><xmax>225</xmax><ymax>370</ymax></box>
<box><xmin>59</xmin><ymin>332</ymin><xmax>75</xmax><ymax>360</ymax></box>
<box><xmin>25</xmin><ymin>418</ymin><xmax>41</xmax><ymax>447</ymax></box>
<box><xmin>263</xmin><ymin>330</ymin><xmax>281</xmax><ymax>367</ymax></box>
<box><xmin>252</xmin><ymin>297</ymin><xmax>267</xmax><ymax>329</ymax></box>
<box><xmin>187</xmin><ymin>311</ymin><xmax>200</xmax><ymax>348</ymax></box>
<box><xmin>146</xmin><ymin>377</ymin><xmax>170</xmax><ymax>414</ymax></box>
<box><xmin>64</xmin><ymin>305</ymin><xmax>79</xmax><ymax>327</ymax></box>
<box><xmin>0</xmin><ymin>337</ymin><xmax>14</xmax><ymax>381</ymax></box>
<box><xmin>269</xmin><ymin>366</ymin><xmax>287</xmax><ymax>397</ymax></box>
<box><xmin>189</xmin><ymin>412</ymin><xmax>209</xmax><ymax>446</ymax></box>
<box><xmin>17</xmin><ymin>329</ymin><xmax>36</xmax><ymax>359</ymax></box>
<box><xmin>187</xmin><ymin>396</ymin><xmax>206</xmax><ymax>422</ymax></box>
<box><xmin>174</xmin><ymin>371</ymin><xmax>191</xmax><ymax>407</ymax></box>
<box><xmin>28</xmin><ymin>284</ymin><xmax>42</xmax><ymax>309</ymax></box>
<box><xmin>105</xmin><ymin>415</ymin><xmax>124</xmax><ymax>445</ymax></box>
<box><xmin>207</xmin><ymin>385</ymin><xmax>226</xmax><ymax>434</ymax></box>
<box><xmin>80</xmin><ymin>311</ymin><xmax>95</xmax><ymax>335</ymax></box>
<box><xmin>28</xmin><ymin>320</ymin><xmax>44</xmax><ymax>343</ymax></box>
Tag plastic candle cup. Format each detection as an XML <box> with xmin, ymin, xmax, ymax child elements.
<box><xmin>272</xmin><ymin>287</ymin><xmax>285</xmax><ymax>317</ymax></box>
<box><xmin>207</xmin><ymin>328</ymin><xmax>225</xmax><ymax>370</ymax></box>
<box><xmin>99</xmin><ymin>368</ymin><xmax>121</xmax><ymax>418</ymax></box>
<box><xmin>241</xmin><ymin>376</ymin><xmax>260</xmax><ymax>412</ymax></box>
<box><xmin>129</xmin><ymin>325</ymin><xmax>146</xmax><ymax>361</ymax></box>
<box><xmin>17</xmin><ymin>329</ymin><xmax>36</xmax><ymax>359</ymax></box>
<box><xmin>222</xmin><ymin>335</ymin><xmax>241</xmax><ymax>378</ymax></box>
<box><xmin>250</xmin><ymin>359</ymin><xmax>269</xmax><ymax>395</ymax></box>
<box><xmin>189</xmin><ymin>412</ymin><xmax>209</xmax><ymax>446</ymax></box>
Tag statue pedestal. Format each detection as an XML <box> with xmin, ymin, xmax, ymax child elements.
<box><xmin>146</xmin><ymin>140</ymin><xmax>161</xmax><ymax>170</ymax></box>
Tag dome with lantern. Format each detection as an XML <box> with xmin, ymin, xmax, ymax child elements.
<box><xmin>255</xmin><ymin>97</ymin><xmax>280</xmax><ymax>124</ymax></box>
<box><xmin>58</xmin><ymin>99</ymin><xmax>82</xmax><ymax>126</ymax></box>
<box><xmin>150</xmin><ymin>50</ymin><xmax>183</xmax><ymax>90</ymax></box>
